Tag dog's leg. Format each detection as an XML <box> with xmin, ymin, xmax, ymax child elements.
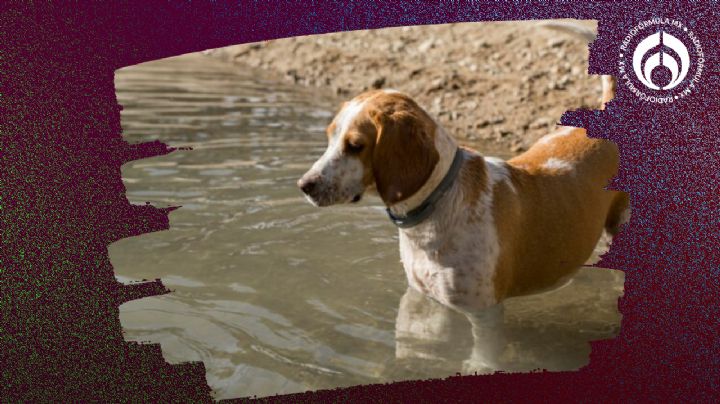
<box><xmin>395</xmin><ymin>287</ymin><xmax>472</xmax><ymax>361</ymax></box>
<box><xmin>462</xmin><ymin>303</ymin><xmax>506</xmax><ymax>373</ymax></box>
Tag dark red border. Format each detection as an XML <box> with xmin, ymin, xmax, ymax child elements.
<box><xmin>1</xmin><ymin>1</ymin><xmax>718</xmax><ymax>402</ymax></box>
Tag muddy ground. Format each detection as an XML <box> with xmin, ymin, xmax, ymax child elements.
<box><xmin>205</xmin><ymin>19</ymin><xmax>602</xmax><ymax>153</ymax></box>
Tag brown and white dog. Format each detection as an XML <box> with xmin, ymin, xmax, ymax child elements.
<box><xmin>298</xmin><ymin>24</ymin><xmax>628</xmax><ymax>315</ymax></box>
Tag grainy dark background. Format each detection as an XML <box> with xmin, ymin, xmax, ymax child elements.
<box><xmin>1</xmin><ymin>2</ymin><xmax>718</xmax><ymax>402</ymax></box>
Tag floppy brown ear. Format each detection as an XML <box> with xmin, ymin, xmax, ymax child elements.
<box><xmin>371</xmin><ymin>109</ymin><xmax>439</xmax><ymax>205</ymax></box>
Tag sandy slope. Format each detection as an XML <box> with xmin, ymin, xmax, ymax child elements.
<box><xmin>205</xmin><ymin>19</ymin><xmax>601</xmax><ymax>153</ymax></box>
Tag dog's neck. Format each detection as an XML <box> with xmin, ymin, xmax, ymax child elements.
<box><xmin>387</xmin><ymin>122</ymin><xmax>459</xmax><ymax>216</ymax></box>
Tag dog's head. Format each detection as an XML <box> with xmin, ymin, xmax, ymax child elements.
<box><xmin>298</xmin><ymin>90</ymin><xmax>440</xmax><ymax>207</ymax></box>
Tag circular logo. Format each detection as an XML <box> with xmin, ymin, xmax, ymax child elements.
<box><xmin>619</xmin><ymin>18</ymin><xmax>704</xmax><ymax>103</ymax></box>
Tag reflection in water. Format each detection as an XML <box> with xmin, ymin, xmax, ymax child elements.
<box><xmin>395</xmin><ymin>273</ymin><xmax>624</xmax><ymax>376</ymax></box>
<box><xmin>112</xmin><ymin>53</ymin><xmax>623</xmax><ymax>399</ymax></box>
<box><xmin>397</xmin><ymin>288</ymin><xmax>505</xmax><ymax>372</ymax></box>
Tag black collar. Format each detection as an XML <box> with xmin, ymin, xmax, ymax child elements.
<box><xmin>386</xmin><ymin>148</ymin><xmax>464</xmax><ymax>228</ymax></box>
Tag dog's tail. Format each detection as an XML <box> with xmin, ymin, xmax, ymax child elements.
<box><xmin>537</xmin><ymin>21</ymin><xmax>616</xmax><ymax>109</ymax></box>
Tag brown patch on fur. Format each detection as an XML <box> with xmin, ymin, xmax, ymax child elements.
<box><xmin>367</xmin><ymin>93</ymin><xmax>439</xmax><ymax>205</ymax></box>
<box><xmin>457</xmin><ymin>150</ymin><xmax>488</xmax><ymax>208</ymax></box>
<box><xmin>490</xmin><ymin>170</ymin><xmax>522</xmax><ymax>300</ymax></box>
<box><xmin>489</xmin><ymin>127</ymin><xmax>627</xmax><ymax>300</ymax></box>
<box><xmin>510</xmin><ymin>127</ymin><xmax>619</xmax><ymax>177</ymax></box>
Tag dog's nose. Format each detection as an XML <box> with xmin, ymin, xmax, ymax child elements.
<box><xmin>298</xmin><ymin>176</ymin><xmax>317</xmax><ymax>195</ymax></box>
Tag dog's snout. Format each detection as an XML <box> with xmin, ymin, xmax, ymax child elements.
<box><xmin>298</xmin><ymin>176</ymin><xmax>318</xmax><ymax>195</ymax></box>
<box><xmin>300</xmin><ymin>180</ymin><xmax>316</xmax><ymax>194</ymax></box>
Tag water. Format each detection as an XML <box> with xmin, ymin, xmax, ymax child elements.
<box><xmin>111</xmin><ymin>53</ymin><xmax>623</xmax><ymax>399</ymax></box>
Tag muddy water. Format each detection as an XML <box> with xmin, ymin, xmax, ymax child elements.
<box><xmin>111</xmin><ymin>53</ymin><xmax>623</xmax><ymax>399</ymax></box>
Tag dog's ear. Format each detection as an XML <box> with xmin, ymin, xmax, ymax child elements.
<box><xmin>371</xmin><ymin>108</ymin><xmax>439</xmax><ymax>205</ymax></box>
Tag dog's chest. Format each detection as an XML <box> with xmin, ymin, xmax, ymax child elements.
<box><xmin>397</xmin><ymin>217</ymin><xmax>500</xmax><ymax>310</ymax></box>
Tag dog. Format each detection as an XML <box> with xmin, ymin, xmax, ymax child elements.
<box><xmin>298</xmin><ymin>23</ymin><xmax>628</xmax><ymax>315</ymax></box>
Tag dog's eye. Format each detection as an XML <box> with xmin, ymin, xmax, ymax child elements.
<box><xmin>346</xmin><ymin>141</ymin><xmax>364</xmax><ymax>153</ymax></box>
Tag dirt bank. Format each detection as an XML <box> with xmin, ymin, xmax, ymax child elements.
<box><xmin>205</xmin><ymin>19</ymin><xmax>601</xmax><ymax>153</ymax></box>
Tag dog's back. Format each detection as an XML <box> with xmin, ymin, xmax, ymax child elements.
<box><xmin>492</xmin><ymin>125</ymin><xmax>626</xmax><ymax>298</ymax></box>
<box><xmin>490</xmin><ymin>24</ymin><xmax>629</xmax><ymax>298</ymax></box>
